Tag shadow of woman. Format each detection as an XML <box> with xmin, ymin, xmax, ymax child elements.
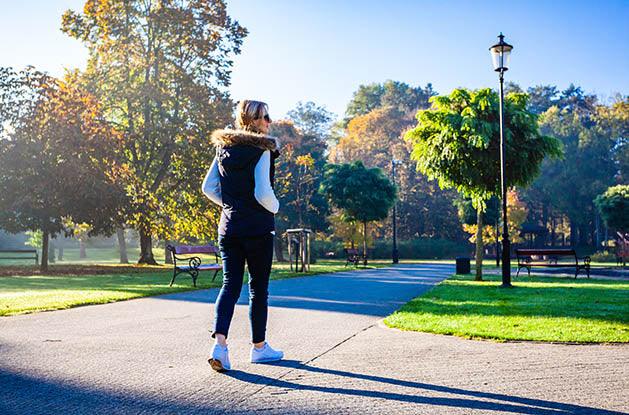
<box><xmin>224</xmin><ymin>360</ymin><xmax>624</xmax><ymax>415</ymax></box>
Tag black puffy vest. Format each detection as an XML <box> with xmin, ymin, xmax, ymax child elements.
<box><xmin>216</xmin><ymin>145</ymin><xmax>276</xmax><ymax>237</ymax></box>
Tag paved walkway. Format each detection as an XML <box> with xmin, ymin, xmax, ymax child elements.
<box><xmin>1</xmin><ymin>264</ymin><xmax>627</xmax><ymax>414</ymax></box>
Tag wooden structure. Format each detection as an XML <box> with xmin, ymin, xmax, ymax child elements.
<box><xmin>286</xmin><ymin>228</ymin><xmax>312</xmax><ymax>272</ymax></box>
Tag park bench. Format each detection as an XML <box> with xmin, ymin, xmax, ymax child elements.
<box><xmin>344</xmin><ymin>248</ymin><xmax>371</xmax><ymax>267</ymax></box>
<box><xmin>0</xmin><ymin>249</ymin><xmax>38</xmax><ymax>264</ymax></box>
<box><xmin>515</xmin><ymin>248</ymin><xmax>591</xmax><ymax>279</ymax></box>
<box><xmin>166</xmin><ymin>244</ymin><xmax>222</xmax><ymax>287</ymax></box>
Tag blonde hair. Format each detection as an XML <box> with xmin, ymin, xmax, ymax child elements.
<box><xmin>235</xmin><ymin>100</ymin><xmax>269</xmax><ymax>133</ymax></box>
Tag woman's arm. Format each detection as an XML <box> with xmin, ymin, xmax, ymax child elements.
<box><xmin>254</xmin><ymin>150</ymin><xmax>280</xmax><ymax>214</ymax></box>
<box><xmin>202</xmin><ymin>156</ymin><xmax>222</xmax><ymax>206</ymax></box>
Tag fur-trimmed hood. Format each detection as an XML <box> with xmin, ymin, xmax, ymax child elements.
<box><xmin>211</xmin><ymin>129</ymin><xmax>280</xmax><ymax>151</ymax></box>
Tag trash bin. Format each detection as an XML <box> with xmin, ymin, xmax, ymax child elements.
<box><xmin>455</xmin><ymin>257</ymin><xmax>471</xmax><ymax>274</ymax></box>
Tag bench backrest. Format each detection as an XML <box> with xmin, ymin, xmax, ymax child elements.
<box><xmin>516</xmin><ymin>249</ymin><xmax>576</xmax><ymax>256</ymax></box>
<box><xmin>168</xmin><ymin>244</ymin><xmax>219</xmax><ymax>255</ymax></box>
<box><xmin>0</xmin><ymin>249</ymin><xmax>37</xmax><ymax>254</ymax></box>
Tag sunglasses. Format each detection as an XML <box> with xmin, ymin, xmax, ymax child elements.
<box><xmin>258</xmin><ymin>114</ymin><xmax>271</xmax><ymax>123</ymax></box>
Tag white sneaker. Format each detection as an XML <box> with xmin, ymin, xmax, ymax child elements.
<box><xmin>208</xmin><ymin>344</ymin><xmax>231</xmax><ymax>372</ymax></box>
<box><xmin>251</xmin><ymin>342</ymin><xmax>284</xmax><ymax>363</ymax></box>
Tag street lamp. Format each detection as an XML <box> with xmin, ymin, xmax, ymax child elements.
<box><xmin>391</xmin><ymin>158</ymin><xmax>402</xmax><ymax>264</ymax></box>
<box><xmin>489</xmin><ymin>33</ymin><xmax>513</xmax><ymax>288</ymax></box>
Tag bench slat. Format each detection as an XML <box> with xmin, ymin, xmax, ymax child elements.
<box><xmin>516</xmin><ymin>249</ymin><xmax>575</xmax><ymax>256</ymax></box>
<box><xmin>172</xmin><ymin>245</ymin><xmax>219</xmax><ymax>255</ymax></box>
<box><xmin>0</xmin><ymin>257</ymin><xmax>38</xmax><ymax>260</ymax></box>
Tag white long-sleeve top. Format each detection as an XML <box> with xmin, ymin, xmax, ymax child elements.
<box><xmin>202</xmin><ymin>150</ymin><xmax>280</xmax><ymax>214</ymax></box>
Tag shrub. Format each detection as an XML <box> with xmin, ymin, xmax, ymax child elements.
<box><xmin>590</xmin><ymin>250</ymin><xmax>617</xmax><ymax>263</ymax></box>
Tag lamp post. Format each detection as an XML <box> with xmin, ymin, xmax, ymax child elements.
<box><xmin>391</xmin><ymin>158</ymin><xmax>401</xmax><ymax>264</ymax></box>
<box><xmin>489</xmin><ymin>33</ymin><xmax>513</xmax><ymax>288</ymax></box>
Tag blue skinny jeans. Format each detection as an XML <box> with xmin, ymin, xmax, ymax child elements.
<box><xmin>212</xmin><ymin>233</ymin><xmax>274</xmax><ymax>343</ymax></box>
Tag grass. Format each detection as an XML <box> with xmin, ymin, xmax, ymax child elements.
<box><xmin>0</xmin><ymin>257</ymin><xmax>392</xmax><ymax>317</ymax></box>
<box><xmin>384</xmin><ymin>272</ymin><xmax>629</xmax><ymax>343</ymax></box>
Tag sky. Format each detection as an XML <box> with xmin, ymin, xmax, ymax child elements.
<box><xmin>1</xmin><ymin>0</ymin><xmax>627</xmax><ymax>119</ymax></box>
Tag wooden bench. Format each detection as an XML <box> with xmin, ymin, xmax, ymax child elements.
<box><xmin>344</xmin><ymin>248</ymin><xmax>361</xmax><ymax>267</ymax></box>
<box><xmin>166</xmin><ymin>244</ymin><xmax>222</xmax><ymax>287</ymax></box>
<box><xmin>344</xmin><ymin>248</ymin><xmax>372</xmax><ymax>267</ymax></box>
<box><xmin>0</xmin><ymin>249</ymin><xmax>38</xmax><ymax>264</ymax></box>
<box><xmin>515</xmin><ymin>248</ymin><xmax>590</xmax><ymax>279</ymax></box>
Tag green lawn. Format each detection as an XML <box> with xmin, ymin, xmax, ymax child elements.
<box><xmin>0</xmin><ymin>259</ymin><xmax>391</xmax><ymax>317</ymax></box>
<box><xmin>384</xmin><ymin>273</ymin><xmax>629</xmax><ymax>343</ymax></box>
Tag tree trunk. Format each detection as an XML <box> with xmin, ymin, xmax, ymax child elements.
<box><xmin>550</xmin><ymin>215</ymin><xmax>556</xmax><ymax>247</ymax></box>
<box><xmin>363</xmin><ymin>221</ymin><xmax>368</xmax><ymax>267</ymax></box>
<box><xmin>138</xmin><ymin>228</ymin><xmax>158</xmax><ymax>265</ymax></box>
<box><xmin>48</xmin><ymin>241</ymin><xmax>56</xmax><ymax>264</ymax></box>
<box><xmin>79</xmin><ymin>239</ymin><xmax>87</xmax><ymax>259</ymax></box>
<box><xmin>495</xmin><ymin>220</ymin><xmax>500</xmax><ymax>267</ymax></box>
<box><xmin>274</xmin><ymin>235</ymin><xmax>286</xmax><ymax>262</ymax></box>
<box><xmin>164</xmin><ymin>241</ymin><xmax>173</xmax><ymax>264</ymax></box>
<box><xmin>570</xmin><ymin>220</ymin><xmax>579</xmax><ymax>247</ymax></box>
<box><xmin>116</xmin><ymin>228</ymin><xmax>129</xmax><ymax>264</ymax></box>
<box><xmin>40</xmin><ymin>227</ymin><xmax>49</xmax><ymax>273</ymax></box>
<box><xmin>475</xmin><ymin>205</ymin><xmax>484</xmax><ymax>281</ymax></box>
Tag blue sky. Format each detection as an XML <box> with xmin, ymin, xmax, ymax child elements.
<box><xmin>1</xmin><ymin>0</ymin><xmax>627</xmax><ymax>119</ymax></box>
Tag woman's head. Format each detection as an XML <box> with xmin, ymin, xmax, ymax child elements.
<box><xmin>235</xmin><ymin>100</ymin><xmax>272</xmax><ymax>134</ymax></box>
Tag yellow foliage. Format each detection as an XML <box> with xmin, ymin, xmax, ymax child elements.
<box><xmin>463</xmin><ymin>190</ymin><xmax>528</xmax><ymax>244</ymax></box>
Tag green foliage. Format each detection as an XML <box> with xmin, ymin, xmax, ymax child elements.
<box><xmin>312</xmin><ymin>238</ymin><xmax>469</xmax><ymax>260</ymax></box>
<box><xmin>454</xmin><ymin>196</ymin><xmax>500</xmax><ymax>225</ymax></box>
<box><xmin>320</xmin><ymin>161</ymin><xmax>396</xmax><ymax>224</ymax></box>
<box><xmin>344</xmin><ymin>80</ymin><xmax>435</xmax><ymax>123</ymax></box>
<box><xmin>405</xmin><ymin>88</ymin><xmax>562</xmax><ymax>208</ymax></box>
<box><xmin>590</xmin><ymin>250</ymin><xmax>617</xmax><ymax>263</ymax></box>
<box><xmin>595</xmin><ymin>185</ymin><xmax>629</xmax><ymax>232</ymax></box>
<box><xmin>529</xmin><ymin>98</ymin><xmax>623</xmax><ymax>244</ymax></box>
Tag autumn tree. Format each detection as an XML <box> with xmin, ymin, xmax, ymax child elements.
<box><xmin>271</xmin><ymin>110</ymin><xmax>330</xmax><ymax>261</ymax></box>
<box><xmin>0</xmin><ymin>67</ymin><xmax>123</xmax><ymax>271</ymax></box>
<box><xmin>331</xmin><ymin>105</ymin><xmax>462</xmax><ymax>241</ymax></box>
<box><xmin>405</xmin><ymin>88</ymin><xmax>562</xmax><ymax>280</ymax></box>
<box><xmin>62</xmin><ymin>0</ymin><xmax>246</xmax><ymax>264</ymax></box>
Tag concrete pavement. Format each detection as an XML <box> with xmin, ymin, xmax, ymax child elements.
<box><xmin>1</xmin><ymin>263</ymin><xmax>627</xmax><ymax>414</ymax></box>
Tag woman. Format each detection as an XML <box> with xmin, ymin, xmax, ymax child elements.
<box><xmin>202</xmin><ymin>100</ymin><xmax>283</xmax><ymax>372</ymax></box>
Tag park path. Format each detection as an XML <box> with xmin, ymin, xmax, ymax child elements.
<box><xmin>0</xmin><ymin>263</ymin><xmax>627</xmax><ymax>415</ymax></box>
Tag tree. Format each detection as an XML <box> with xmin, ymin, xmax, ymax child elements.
<box><xmin>331</xmin><ymin>106</ymin><xmax>462</xmax><ymax>241</ymax></box>
<box><xmin>287</xmin><ymin>101</ymin><xmax>334</xmax><ymax>139</ymax></box>
<box><xmin>343</xmin><ymin>80</ymin><xmax>435</xmax><ymax>124</ymax></box>
<box><xmin>271</xmin><ymin>114</ymin><xmax>330</xmax><ymax>261</ymax></box>
<box><xmin>320</xmin><ymin>161</ymin><xmax>396</xmax><ymax>265</ymax></box>
<box><xmin>62</xmin><ymin>0</ymin><xmax>246</xmax><ymax>264</ymax></box>
<box><xmin>460</xmin><ymin>191</ymin><xmax>528</xmax><ymax>262</ymax></box>
<box><xmin>405</xmin><ymin>88</ymin><xmax>562</xmax><ymax>280</ymax></box>
<box><xmin>534</xmin><ymin>104</ymin><xmax>618</xmax><ymax>246</ymax></box>
<box><xmin>595</xmin><ymin>185</ymin><xmax>629</xmax><ymax>232</ymax></box>
<box><xmin>0</xmin><ymin>67</ymin><xmax>123</xmax><ymax>271</ymax></box>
